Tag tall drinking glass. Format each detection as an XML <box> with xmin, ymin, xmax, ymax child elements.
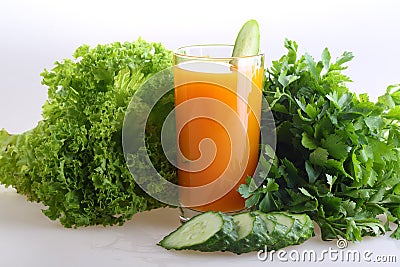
<box><xmin>173</xmin><ymin>45</ymin><xmax>264</xmax><ymax>221</ymax></box>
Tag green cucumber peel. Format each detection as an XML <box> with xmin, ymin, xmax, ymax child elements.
<box><xmin>232</xmin><ymin>19</ymin><xmax>260</xmax><ymax>58</ymax></box>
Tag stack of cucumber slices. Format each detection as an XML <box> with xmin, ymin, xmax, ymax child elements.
<box><xmin>158</xmin><ymin>211</ymin><xmax>314</xmax><ymax>254</ymax></box>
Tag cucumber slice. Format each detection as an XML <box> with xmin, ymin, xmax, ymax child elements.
<box><xmin>254</xmin><ymin>211</ymin><xmax>314</xmax><ymax>251</ymax></box>
<box><xmin>158</xmin><ymin>211</ymin><xmax>238</xmax><ymax>252</ymax></box>
<box><xmin>232</xmin><ymin>19</ymin><xmax>260</xmax><ymax>57</ymax></box>
<box><xmin>283</xmin><ymin>212</ymin><xmax>309</xmax><ymax>225</ymax></box>
<box><xmin>269</xmin><ymin>212</ymin><xmax>300</xmax><ymax>249</ymax></box>
<box><xmin>281</xmin><ymin>212</ymin><xmax>315</xmax><ymax>243</ymax></box>
<box><xmin>270</xmin><ymin>212</ymin><xmax>295</xmax><ymax>230</ymax></box>
<box><xmin>253</xmin><ymin>211</ymin><xmax>287</xmax><ymax>251</ymax></box>
<box><xmin>270</xmin><ymin>212</ymin><xmax>315</xmax><ymax>249</ymax></box>
<box><xmin>228</xmin><ymin>212</ymin><xmax>268</xmax><ymax>254</ymax></box>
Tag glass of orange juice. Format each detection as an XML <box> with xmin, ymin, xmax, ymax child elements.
<box><xmin>174</xmin><ymin>44</ymin><xmax>264</xmax><ymax>221</ymax></box>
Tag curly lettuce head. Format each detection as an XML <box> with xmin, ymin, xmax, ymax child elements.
<box><xmin>0</xmin><ymin>38</ymin><xmax>176</xmax><ymax>227</ymax></box>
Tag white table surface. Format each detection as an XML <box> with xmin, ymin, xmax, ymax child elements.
<box><xmin>1</xmin><ymin>0</ymin><xmax>400</xmax><ymax>266</ymax></box>
<box><xmin>1</xmin><ymin>185</ymin><xmax>399</xmax><ymax>267</ymax></box>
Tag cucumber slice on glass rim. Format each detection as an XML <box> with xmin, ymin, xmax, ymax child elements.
<box><xmin>232</xmin><ymin>19</ymin><xmax>260</xmax><ymax>57</ymax></box>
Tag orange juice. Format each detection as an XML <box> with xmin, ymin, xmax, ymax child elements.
<box><xmin>173</xmin><ymin>45</ymin><xmax>264</xmax><ymax>214</ymax></box>
<box><xmin>174</xmin><ymin>58</ymin><xmax>263</xmax><ymax>212</ymax></box>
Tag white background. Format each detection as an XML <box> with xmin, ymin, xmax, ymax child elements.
<box><xmin>1</xmin><ymin>0</ymin><xmax>400</xmax><ymax>266</ymax></box>
<box><xmin>1</xmin><ymin>0</ymin><xmax>400</xmax><ymax>133</ymax></box>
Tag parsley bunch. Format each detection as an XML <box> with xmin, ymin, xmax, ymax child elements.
<box><xmin>240</xmin><ymin>39</ymin><xmax>400</xmax><ymax>241</ymax></box>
